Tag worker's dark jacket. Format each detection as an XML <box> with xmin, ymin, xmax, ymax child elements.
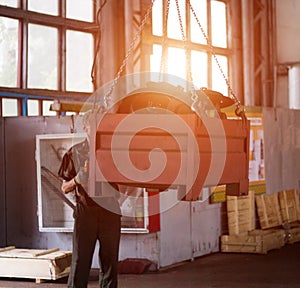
<box><xmin>58</xmin><ymin>139</ymin><xmax>96</xmax><ymax>206</ymax></box>
<box><xmin>58</xmin><ymin>139</ymin><xmax>120</xmax><ymax>211</ymax></box>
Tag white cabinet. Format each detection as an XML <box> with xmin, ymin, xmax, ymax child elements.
<box><xmin>35</xmin><ymin>133</ymin><xmax>156</xmax><ymax>233</ymax></box>
<box><xmin>36</xmin><ymin>133</ymin><xmax>86</xmax><ymax>232</ymax></box>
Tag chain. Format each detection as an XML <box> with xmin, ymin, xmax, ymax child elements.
<box><xmin>102</xmin><ymin>0</ymin><xmax>156</xmax><ymax>110</ymax></box>
<box><xmin>175</xmin><ymin>0</ymin><xmax>198</xmax><ymax>105</ymax></box>
<box><xmin>188</xmin><ymin>0</ymin><xmax>242</xmax><ymax>110</ymax></box>
<box><xmin>91</xmin><ymin>0</ymin><xmax>108</xmax><ymax>87</ymax></box>
<box><xmin>159</xmin><ymin>0</ymin><xmax>170</xmax><ymax>80</ymax></box>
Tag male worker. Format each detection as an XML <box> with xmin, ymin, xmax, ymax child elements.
<box><xmin>58</xmin><ymin>110</ymin><xmax>121</xmax><ymax>288</ymax></box>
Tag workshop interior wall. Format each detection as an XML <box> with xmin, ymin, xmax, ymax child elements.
<box><xmin>2</xmin><ymin>116</ymin><xmax>81</xmax><ymax>250</ymax></box>
<box><xmin>263</xmin><ymin>107</ymin><xmax>300</xmax><ymax>194</ymax></box>
<box><xmin>1</xmin><ymin>108</ymin><xmax>300</xmax><ymax>265</ymax></box>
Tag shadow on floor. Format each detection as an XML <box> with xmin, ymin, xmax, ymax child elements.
<box><xmin>0</xmin><ymin>241</ymin><xmax>299</xmax><ymax>288</ymax></box>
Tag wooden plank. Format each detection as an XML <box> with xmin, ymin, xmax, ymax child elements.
<box><xmin>226</xmin><ymin>190</ymin><xmax>255</xmax><ymax>235</ymax></box>
<box><xmin>255</xmin><ymin>193</ymin><xmax>283</xmax><ymax>229</ymax></box>
<box><xmin>249</xmin><ymin>229</ymin><xmax>286</xmax><ymax>251</ymax></box>
<box><xmin>0</xmin><ymin>248</ymin><xmax>72</xmax><ymax>281</ymax></box>
<box><xmin>0</xmin><ymin>246</ymin><xmax>15</xmax><ymax>253</ymax></box>
<box><xmin>32</xmin><ymin>248</ymin><xmax>60</xmax><ymax>257</ymax></box>
<box><xmin>221</xmin><ymin>229</ymin><xmax>286</xmax><ymax>254</ymax></box>
<box><xmin>221</xmin><ymin>234</ymin><xmax>264</xmax><ymax>254</ymax></box>
<box><xmin>278</xmin><ymin>189</ymin><xmax>300</xmax><ymax>224</ymax></box>
<box><xmin>284</xmin><ymin>223</ymin><xmax>300</xmax><ymax>244</ymax></box>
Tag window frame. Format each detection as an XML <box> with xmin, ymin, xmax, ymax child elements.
<box><xmin>147</xmin><ymin>0</ymin><xmax>233</xmax><ymax>95</ymax></box>
<box><xmin>0</xmin><ymin>2</ymin><xmax>98</xmax><ymax>116</ymax></box>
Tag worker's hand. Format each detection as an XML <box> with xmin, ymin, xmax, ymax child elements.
<box><xmin>73</xmin><ymin>160</ymin><xmax>89</xmax><ymax>185</ymax></box>
<box><xmin>61</xmin><ymin>179</ymin><xmax>76</xmax><ymax>194</ymax></box>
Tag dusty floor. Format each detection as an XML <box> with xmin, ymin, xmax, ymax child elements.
<box><xmin>0</xmin><ymin>241</ymin><xmax>299</xmax><ymax>288</ymax></box>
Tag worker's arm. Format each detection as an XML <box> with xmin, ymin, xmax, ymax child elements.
<box><xmin>61</xmin><ymin>178</ymin><xmax>77</xmax><ymax>194</ymax></box>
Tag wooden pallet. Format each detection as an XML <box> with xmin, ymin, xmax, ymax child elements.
<box><xmin>221</xmin><ymin>228</ymin><xmax>286</xmax><ymax>254</ymax></box>
<box><xmin>0</xmin><ymin>246</ymin><xmax>72</xmax><ymax>283</ymax></box>
<box><xmin>283</xmin><ymin>222</ymin><xmax>300</xmax><ymax>244</ymax></box>
<box><xmin>226</xmin><ymin>190</ymin><xmax>255</xmax><ymax>235</ymax></box>
<box><xmin>255</xmin><ymin>193</ymin><xmax>283</xmax><ymax>229</ymax></box>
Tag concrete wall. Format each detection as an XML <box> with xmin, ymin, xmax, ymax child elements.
<box><xmin>264</xmin><ymin>108</ymin><xmax>300</xmax><ymax>194</ymax></box>
<box><xmin>3</xmin><ymin>116</ymin><xmax>79</xmax><ymax>251</ymax></box>
<box><xmin>275</xmin><ymin>0</ymin><xmax>300</xmax><ymax>108</ymax></box>
<box><xmin>119</xmin><ymin>198</ymin><xmax>222</xmax><ymax>268</ymax></box>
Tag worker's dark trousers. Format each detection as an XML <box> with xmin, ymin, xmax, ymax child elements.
<box><xmin>68</xmin><ymin>202</ymin><xmax>121</xmax><ymax>288</ymax></box>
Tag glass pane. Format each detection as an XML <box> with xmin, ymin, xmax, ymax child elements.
<box><xmin>43</xmin><ymin>100</ymin><xmax>56</xmax><ymax>116</ymax></box>
<box><xmin>0</xmin><ymin>0</ymin><xmax>18</xmax><ymax>8</ymax></box>
<box><xmin>28</xmin><ymin>24</ymin><xmax>58</xmax><ymax>89</ymax></box>
<box><xmin>191</xmin><ymin>50</ymin><xmax>207</xmax><ymax>89</ymax></box>
<box><xmin>190</xmin><ymin>0</ymin><xmax>207</xmax><ymax>44</ymax></box>
<box><xmin>66</xmin><ymin>0</ymin><xmax>93</xmax><ymax>22</ymax></box>
<box><xmin>66</xmin><ymin>30</ymin><xmax>93</xmax><ymax>92</ymax></box>
<box><xmin>212</xmin><ymin>55</ymin><xmax>228</xmax><ymax>96</ymax></box>
<box><xmin>152</xmin><ymin>0</ymin><xmax>162</xmax><ymax>36</ymax></box>
<box><xmin>2</xmin><ymin>98</ymin><xmax>18</xmax><ymax>116</ymax></box>
<box><xmin>211</xmin><ymin>0</ymin><xmax>227</xmax><ymax>48</ymax></box>
<box><xmin>27</xmin><ymin>99</ymin><xmax>39</xmax><ymax>116</ymax></box>
<box><xmin>28</xmin><ymin>0</ymin><xmax>58</xmax><ymax>16</ymax></box>
<box><xmin>168</xmin><ymin>47</ymin><xmax>186</xmax><ymax>80</ymax></box>
<box><xmin>66</xmin><ymin>111</ymin><xmax>76</xmax><ymax>116</ymax></box>
<box><xmin>168</xmin><ymin>0</ymin><xmax>186</xmax><ymax>40</ymax></box>
<box><xmin>150</xmin><ymin>44</ymin><xmax>162</xmax><ymax>73</ymax></box>
<box><xmin>0</xmin><ymin>17</ymin><xmax>18</xmax><ymax>87</ymax></box>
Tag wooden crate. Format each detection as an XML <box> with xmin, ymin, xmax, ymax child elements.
<box><xmin>278</xmin><ymin>189</ymin><xmax>300</xmax><ymax>224</ymax></box>
<box><xmin>0</xmin><ymin>246</ymin><xmax>72</xmax><ymax>283</ymax></box>
<box><xmin>255</xmin><ymin>193</ymin><xmax>283</xmax><ymax>229</ymax></box>
<box><xmin>226</xmin><ymin>190</ymin><xmax>255</xmax><ymax>235</ymax></box>
<box><xmin>221</xmin><ymin>228</ymin><xmax>286</xmax><ymax>254</ymax></box>
<box><xmin>284</xmin><ymin>222</ymin><xmax>300</xmax><ymax>244</ymax></box>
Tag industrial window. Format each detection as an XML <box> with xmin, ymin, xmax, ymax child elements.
<box><xmin>150</xmin><ymin>0</ymin><xmax>230</xmax><ymax>96</ymax></box>
<box><xmin>0</xmin><ymin>0</ymin><xmax>96</xmax><ymax>116</ymax></box>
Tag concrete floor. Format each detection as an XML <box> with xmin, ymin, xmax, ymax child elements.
<box><xmin>0</xmin><ymin>242</ymin><xmax>299</xmax><ymax>288</ymax></box>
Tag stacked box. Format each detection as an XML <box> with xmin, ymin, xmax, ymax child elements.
<box><xmin>226</xmin><ymin>190</ymin><xmax>255</xmax><ymax>235</ymax></box>
<box><xmin>255</xmin><ymin>193</ymin><xmax>283</xmax><ymax>229</ymax></box>
<box><xmin>284</xmin><ymin>223</ymin><xmax>300</xmax><ymax>244</ymax></box>
<box><xmin>221</xmin><ymin>191</ymin><xmax>287</xmax><ymax>254</ymax></box>
<box><xmin>0</xmin><ymin>246</ymin><xmax>72</xmax><ymax>283</ymax></box>
<box><xmin>278</xmin><ymin>189</ymin><xmax>300</xmax><ymax>244</ymax></box>
<box><xmin>221</xmin><ymin>228</ymin><xmax>286</xmax><ymax>254</ymax></box>
<box><xmin>278</xmin><ymin>189</ymin><xmax>300</xmax><ymax>224</ymax></box>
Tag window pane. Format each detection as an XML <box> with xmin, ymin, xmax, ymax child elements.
<box><xmin>28</xmin><ymin>0</ymin><xmax>58</xmax><ymax>16</ymax></box>
<box><xmin>211</xmin><ymin>0</ymin><xmax>227</xmax><ymax>48</ymax></box>
<box><xmin>43</xmin><ymin>100</ymin><xmax>56</xmax><ymax>116</ymax></box>
<box><xmin>0</xmin><ymin>17</ymin><xmax>18</xmax><ymax>87</ymax></box>
<box><xmin>152</xmin><ymin>0</ymin><xmax>163</xmax><ymax>36</ymax></box>
<box><xmin>191</xmin><ymin>50</ymin><xmax>207</xmax><ymax>89</ymax></box>
<box><xmin>0</xmin><ymin>0</ymin><xmax>18</xmax><ymax>8</ymax></box>
<box><xmin>168</xmin><ymin>0</ymin><xmax>186</xmax><ymax>40</ymax></box>
<box><xmin>190</xmin><ymin>0</ymin><xmax>207</xmax><ymax>44</ymax></box>
<box><xmin>66</xmin><ymin>0</ymin><xmax>93</xmax><ymax>22</ymax></box>
<box><xmin>150</xmin><ymin>44</ymin><xmax>162</xmax><ymax>73</ymax></box>
<box><xmin>28</xmin><ymin>24</ymin><xmax>58</xmax><ymax>89</ymax></box>
<box><xmin>168</xmin><ymin>47</ymin><xmax>186</xmax><ymax>80</ymax></box>
<box><xmin>66</xmin><ymin>30</ymin><xmax>93</xmax><ymax>92</ymax></box>
<box><xmin>212</xmin><ymin>55</ymin><xmax>228</xmax><ymax>96</ymax></box>
<box><xmin>2</xmin><ymin>98</ymin><xmax>18</xmax><ymax>116</ymax></box>
<box><xmin>27</xmin><ymin>99</ymin><xmax>39</xmax><ymax>116</ymax></box>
